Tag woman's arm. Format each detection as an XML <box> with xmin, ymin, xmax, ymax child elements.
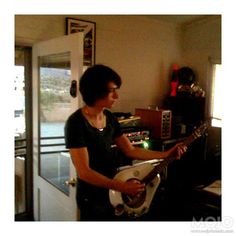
<box><xmin>69</xmin><ymin>147</ymin><xmax>145</xmax><ymax>196</ymax></box>
<box><xmin>114</xmin><ymin>134</ymin><xmax>186</xmax><ymax>161</ymax></box>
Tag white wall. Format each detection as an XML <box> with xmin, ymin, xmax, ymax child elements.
<box><xmin>15</xmin><ymin>15</ymin><xmax>182</xmax><ymax>113</ymax></box>
<box><xmin>15</xmin><ymin>15</ymin><xmax>221</xmax><ymax>113</ymax></box>
<box><xmin>93</xmin><ymin>16</ymin><xmax>183</xmax><ymax>112</ymax></box>
<box><xmin>182</xmin><ymin>16</ymin><xmax>221</xmax><ymax>90</ymax></box>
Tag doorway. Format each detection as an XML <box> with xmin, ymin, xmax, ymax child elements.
<box><xmin>15</xmin><ymin>46</ymin><xmax>33</xmax><ymax>220</ymax></box>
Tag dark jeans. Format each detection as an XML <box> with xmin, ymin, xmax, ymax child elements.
<box><xmin>77</xmin><ymin>197</ymin><xmax>163</xmax><ymax>221</ymax></box>
<box><xmin>78</xmin><ymin>198</ymin><xmax>118</xmax><ymax>221</ymax></box>
<box><xmin>76</xmin><ymin>182</ymin><xmax>166</xmax><ymax>221</ymax></box>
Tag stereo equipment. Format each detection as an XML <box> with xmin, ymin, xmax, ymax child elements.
<box><xmin>135</xmin><ymin>108</ymin><xmax>172</xmax><ymax>139</ymax></box>
<box><xmin>123</xmin><ymin>128</ymin><xmax>150</xmax><ymax>145</ymax></box>
<box><xmin>111</xmin><ymin>127</ymin><xmax>150</xmax><ymax>148</ymax></box>
<box><xmin>112</xmin><ymin>112</ymin><xmax>150</xmax><ymax>147</ymax></box>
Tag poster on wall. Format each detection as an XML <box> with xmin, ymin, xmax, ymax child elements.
<box><xmin>66</xmin><ymin>18</ymin><xmax>96</xmax><ymax>66</ymax></box>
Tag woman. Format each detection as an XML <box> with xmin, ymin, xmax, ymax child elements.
<box><xmin>65</xmin><ymin>64</ymin><xmax>186</xmax><ymax>221</ymax></box>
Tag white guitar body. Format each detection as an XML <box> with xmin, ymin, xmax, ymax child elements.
<box><xmin>109</xmin><ymin>161</ymin><xmax>161</xmax><ymax>218</ymax></box>
<box><xmin>109</xmin><ymin>121</ymin><xmax>209</xmax><ymax>218</ymax></box>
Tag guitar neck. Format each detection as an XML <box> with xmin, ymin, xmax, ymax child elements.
<box><xmin>183</xmin><ymin>132</ymin><xmax>198</xmax><ymax>146</ymax></box>
<box><xmin>142</xmin><ymin>127</ymin><xmax>206</xmax><ymax>185</ymax></box>
<box><xmin>142</xmin><ymin>154</ymin><xmax>176</xmax><ymax>184</ymax></box>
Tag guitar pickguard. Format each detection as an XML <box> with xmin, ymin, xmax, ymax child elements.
<box><xmin>109</xmin><ymin>162</ymin><xmax>161</xmax><ymax>217</ymax></box>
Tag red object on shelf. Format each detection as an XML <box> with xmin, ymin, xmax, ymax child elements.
<box><xmin>170</xmin><ymin>64</ymin><xmax>179</xmax><ymax>97</ymax></box>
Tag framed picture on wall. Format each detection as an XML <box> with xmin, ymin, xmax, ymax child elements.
<box><xmin>66</xmin><ymin>18</ymin><xmax>96</xmax><ymax>66</ymax></box>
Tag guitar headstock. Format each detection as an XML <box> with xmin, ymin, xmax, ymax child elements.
<box><xmin>192</xmin><ymin>121</ymin><xmax>210</xmax><ymax>139</ymax></box>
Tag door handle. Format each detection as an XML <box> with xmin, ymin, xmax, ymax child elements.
<box><xmin>64</xmin><ymin>178</ymin><xmax>77</xmax><ymax>187</ymax></box>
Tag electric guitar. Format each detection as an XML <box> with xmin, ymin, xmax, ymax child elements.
<box><xmin>109</xmin><ymin>121</ymin><xmax>209</xmax><ymax>218</ymax></box>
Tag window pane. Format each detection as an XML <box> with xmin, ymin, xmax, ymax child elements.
<box><xmin>211</xmin><ymin>64</ymin><xmax>222</xmax><ymax>127</ymax></box>
<box><xmin>39</xmin><ymin>52</ymin><xmax>71</xmax><ymax>195</ymax></box>
<box><xmin>15</xmin><ymin>66</ymin><xmax>26</xmax><ymax>139</ymax></box>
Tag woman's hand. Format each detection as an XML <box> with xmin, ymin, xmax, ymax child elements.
<box><xmin>119</xmin><ymin>179</ymin><xmax>145</xmax><ymax>196</ymax></box>
<box><xmin>167</xmin><ymin>142</ymin><xmax>187</xmax><ymax>160</ymax></box>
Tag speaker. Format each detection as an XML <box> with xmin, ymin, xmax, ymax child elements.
<box><xmin>135</xmin><ymin>108</ymin><xmax>172</xmax><ymax>139</ymax></box>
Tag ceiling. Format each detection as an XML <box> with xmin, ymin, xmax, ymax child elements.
<box><xmin>145</xmin><ymin>15</ymin><xmax>213</xmax><ymax>25</ymax></box>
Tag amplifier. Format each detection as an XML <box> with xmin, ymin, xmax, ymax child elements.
<box><xmin>135</xmin><ymin>108</ymin><xmax>172</xmax><ymax>139</ymax></box>
<box><xmin>111</xmin><ymin>127</ymin><xmax>150</xmax><ymax>148</ymax></box>
<box><xmin>112</xmin><ymin>113</ymin><xmax>150</xmax><ymax>147</ymax></box>
<box><xmin>123</xmin><ymin>128</ymin><xmax>150</xmax><ymax>145</ymax></box>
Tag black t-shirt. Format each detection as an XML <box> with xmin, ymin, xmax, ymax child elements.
<box><xmin>64</xmin><ymin>108</ymin><xmax>123</xmax><ymax>203</ymax></box>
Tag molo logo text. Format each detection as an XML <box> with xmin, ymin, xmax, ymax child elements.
<box><xmin>190</xmin><ymin>216</ymin><xmax>234</xmax><ymax>234</ymax></box>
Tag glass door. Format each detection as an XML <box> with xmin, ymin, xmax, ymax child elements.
<box><xmin>33</xmin><ymin>33</ymin><xmax>83</xmax><ymax>221</ymax></box>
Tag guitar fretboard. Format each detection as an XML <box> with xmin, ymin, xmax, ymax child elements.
<box><xmin>142</xmin><ymin>123</ymin><xmax>208</xmax><ymax>184</ymax></box>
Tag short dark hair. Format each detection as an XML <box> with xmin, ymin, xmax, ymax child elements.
<box><xmin>79</xmin><ymin>64</ymin><xmax>122</xmax><ymax>106</ymax></box>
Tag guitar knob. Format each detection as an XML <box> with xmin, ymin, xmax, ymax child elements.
<box><xmin>133</xmin><ymin>170</ymin><xmax>140</xmax><ymax>177</ymax></box>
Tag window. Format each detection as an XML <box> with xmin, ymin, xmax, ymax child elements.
<box><xmin>15</xmin><ymin>62</ymin><xmax>26</xmax><ymax>214</ymax></box>
<box><xmin>210</xmin><ymin>64</ymin><xmax>222</xmax><ymax>127</ymax></box>
<box><xmin>39</xmin><ymin>53</ymin><xmax>71</xmax><ymax>194</ymax></box>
